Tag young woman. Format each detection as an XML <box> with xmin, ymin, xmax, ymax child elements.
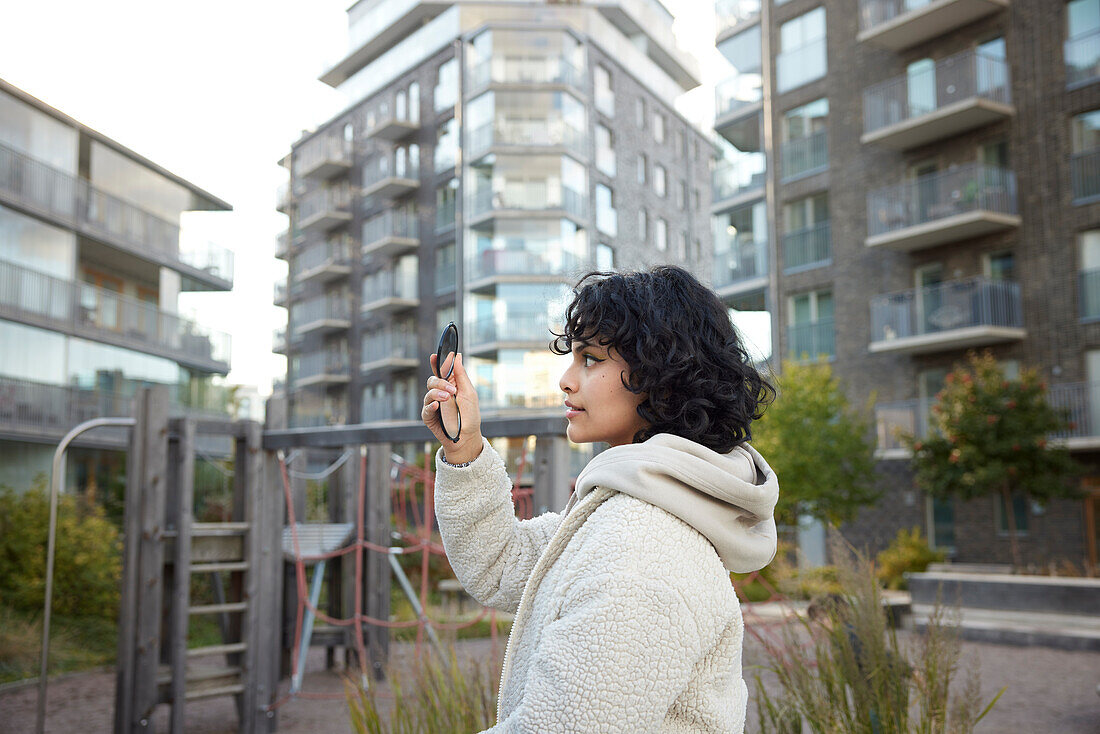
<box><xmin>421</xmin><ymin>265</ymin><xmax>780</xmax><ymax>733</ymax></box>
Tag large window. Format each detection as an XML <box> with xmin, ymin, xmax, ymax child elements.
<box><xmin>1080</xmin><ymin>229</ymin><xmax>1100</xmax><ymax>319</ymax></box>
<box><xmin>781</xmin><ymin>98</ymin><xmax>829</xmax><ymax>180</ymax></box>
<box><xmin>467</xmin><ymin>154</ymin><xmax>587</xmax><ymax>218</ymax></box>
<box><xmin>716</xmin><ymin>26</ymin><xmax>763</xmax><ymax>116</ymax></box>
<box><xmin>1067</xmin><ymin>0</ymin><xmax>1100</xmax><ymax>86</ymax></box>
<box><xmin>596</xmin><ymin>124</ymin><xmax>616</xmax><ymax>176</ymax></box>
<box><xmin>435</xmin><ymin>118</ymin><xmax>458</xmax><ymax>173</ymax></box>
<box><xmin>782</xmin><ymin>192</ymin><xmax>830</xmax><ymax>271</ymax></box>
<box><xmin>596</xmin><ymin>184</ymin><xmax>617</xmax><ymax>236</ymax></box>
<box><xmin>713</xmin><ymin>200</ymin><xmax>767</xmax><ymax>288</ymax></box>
<box><xmin>467</xmin><ymin>219</ymin><xmax>587</xmax><ymax>279</ymax></box>
<box><xmin>655</xmin><ymin>218</ymin><xmax>668</xmax><ymax>252</ymax></box>
<box><xmin>654</xmin><ymin>164</ymin><xmax>667</xmax><ymax>197</ymax></box>
<box><xmin>0</xmin><ymin>204</ymin><xmax>75</xmax><ymax>279</ymax></box>
<box><xmin>595</xmin><ymin>65</ymin><xmax>614</xmax><ymax>117</ymax></box>
<box><xmin>788</xmin><ymin>289</ymin><xmax>834</xmax><ymax>360</ymax></box>
<box><xmin>434</xmin><ymin>57</ymin><xmax>458</xmax><ymax>114</ymax></box>
<box><xmin>436</xmin><ymin>179</ymin><xmax>459</xmax><ymax>231</ymax></box>
<box><xmin>0</xmin><ymin>89</ymin><xmax>77</xmax><ymax>172</ymax></box>
<box><xmin>777</xmin><ymin>7</ymin><xmax>827</xmax><ymax>93</ymax></box>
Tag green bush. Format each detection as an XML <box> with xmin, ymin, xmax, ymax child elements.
<box><xmin>875</xmin><ymin>527</ymin><xmax>945</xmax><ymax>591</ymax></box>
<box><xmin>0</xmin><ymin>482</ymin><xmax>122</xmax><ymax>619</ymax></box>
<box><xmin>778</xmin><ymin>564</ymin><xmax>844</xmax><ymax>600</ymax></box>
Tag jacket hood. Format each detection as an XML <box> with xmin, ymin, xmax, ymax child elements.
<box><xmin>574</xmin><ymin>433</ymin><xmax>779</xmax><ymax>573</ymax></box>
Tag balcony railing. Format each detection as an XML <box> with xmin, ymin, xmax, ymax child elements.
<box><xmin>274</xmin><ymin>281</ymin><xmax>287</xmax><ymax>305</ymax></box>
<box><xmin>291</xmin><ymin>295</ymin><xmax>351</xmax><ymax>336</ymax></box>
<box><xmin>1066</xmin><ymin>28</ymin><xmax>1100</xmax><ymax>88</ymax></box>
<box><xmin>294</xmin><ymin>134</ymin><xmax>352</xmax><ymax>179</ymax></box>
<box><xmin>471</xmin><ymin>314</ymin><xmax>554</xmax><ymax>346</ymax></box>
<box><xmin>0</xmin><ymin>142</ymin><xmax>233</xmax><ymax>289</ymax></box>
<box><xmin>783</xmin><ymin>221</ymin><xmax>832</xmax><ymax>271</ymax></box>
<box><xmin>361</xmin><ymin>329</ymin><xmax>418</xmax><ymax>367</ymax></box>
<box><xmin>363</xmin><ymin>94</ymin><xmax>420</xmax><ymax>142</ymax></box>
<box><xmin>295</xmin><ymin>236</ymin><xmax>352</xmax><ymax>280</ymax></box>
<box><xmin>0</xmin><ymin>258</ymin><xmax>230</xmax><ymax>372</ymax></box>
<box><xmin>295</xmin><ymin>348</ymin><xmax>350</xmax><ymax>383</ymax></box>
<box><xmin>869</xmin><ymin>277</ymin><xmax>1023</xmax><ymax>350</ymax></box>
<box><xmin>863</xmin><ymin>50</ymin><xmax>1012</xmax><ymax>148</ymax></box>
<box><xmin>361</xmin><ymin>394</ymin><xmax>419</xmax><ymax>423</ymax></box>
<box><xmin>466</xmin><ymin>120</ymin><xmax>587</xmax><ymax>161</ymax></box>
<box><xmin>470</xmin><ymin>183</ymin><xmax>587</xmax><ymax>221</ymax></box>
<box><xmin>867</xmin><ymin>164</ymin><xmax>1018</xmax><ymax>243</ymax></box>
<box><xmin>363</xmin><ymin>209</ymin><xmax>419</xmax><ymax>256</ymax></box>
<box><xmin>780</xmin><ymin>129</ymin><xmax>828</xmax><ymax>181</ymax></box>
<box><xmin>788</xmin><ymin>320</ymin><xmax>836</xmax><ymax>361</ymax></box>
<box><xmin>713</xmin><ymin>155</ymin><xmax>766</xmax><ymax>205</ymax></box>
<box><xmin>467</xmin><ymin>56</ymin><xmax>584</xmax><ymax>93</ymax></box>
<box><xmin>1080</xmin><ymin>267</ymin><xmax>1100</xmax><ymax>320</ymax></box>
<box><xmin>713</xmin><ymin>238</ymin><xmax>767</xmax><ymax>291</ymax></box>
<box><xmin>362</xmin><ymin>150</ymin><xmax>420</xmax><ymax>199</ymax></box>
<box><xmin>467</xmin><ymin>248</ymin><xmax>586</xmax><ymax>282</ymax></box>
<box><xmin>298</xmin><ymin>185</ymin><xmax>353</xmax><ymax>230</ymax></box>
<box><xmin>361</xmin><ymin>268</ymin><xmax>418</xmax><ymax>307</ymax></box>
<box><xmin>435</xmin><ymin>256</ymin><xmax>456</xmax><ymax>294</ymax></box>
<box><xmin>777</xmin><ymin>38</ymin><xmax>826</xmax><ymax>93</ymax></box>
<box><xmin>1072</xmin><ymin>148</ymin><xmax>1100</xmax><ymax>202</ymax></box>
<box><xmin>858</xmin><ymin>0</ymin><xmax>1008</xmax><ymax>51</ymax></box>
<box><xmin>273</xmin><ymin>327</ymin><xmax>286</xmax><ymax>353</ymax></box>
<box><xmin>716</xmin><ymin>0</ymin><xmax>762</xmax><ymax>38</ymax></box>
<box><xmin>715</xmin><ymin>74</ymin><xmax>763</xmax><ymax>121</ymax></box>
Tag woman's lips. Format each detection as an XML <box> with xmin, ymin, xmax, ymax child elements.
<box><xmin>565</xmin><ymin>401</ymin><xmax>584</xmax><ymax>419</ymax></box>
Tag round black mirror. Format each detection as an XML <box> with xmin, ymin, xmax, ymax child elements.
<box><xmin>434</xmin><ymin>322</ymin><xmax>461</xmax><ymax>442</ymax></box>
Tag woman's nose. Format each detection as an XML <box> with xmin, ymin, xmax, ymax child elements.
<box><xmin>559</xmin><ymin>365</ymin><xmax>576</xmax><ymax>394</ymax></box>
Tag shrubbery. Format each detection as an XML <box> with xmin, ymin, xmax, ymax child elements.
<box><xmin>0</xmin><ymin>480</ymin><xmax>122</xmax><ymax>620</ymax></box>
<box><xmin>875</xmin><ymin>526</ymin><xmax>945</xmax><ymax>590</ymax></box>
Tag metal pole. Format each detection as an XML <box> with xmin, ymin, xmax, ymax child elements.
<box><xmin>36</xmin><ymin>417</ymin><xmax>136</xmax><ymax>734</ymax></box>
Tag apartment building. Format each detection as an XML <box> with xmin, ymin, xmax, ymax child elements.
<box><xmin>276</xmin><ymin>0</ymin><xmax>713</xmax><ymax>444</ymax></box>
<box><xmin>713</xmin><ymin>0</ymin><xmax>1100</xmax><ymax>571</ymax></box>
<box><xmin>0</xmin><ymin>78</ymin><xmax>234</xmax><ymax>493</ymax></box>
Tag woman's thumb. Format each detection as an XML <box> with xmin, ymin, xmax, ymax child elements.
<box><xmin>453</xmin><ymin>353</ymin><xmax>475</xmax><ymax>392</ymax></box>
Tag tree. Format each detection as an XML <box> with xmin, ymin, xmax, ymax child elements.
<box><xmin>752</xmin><ymin>359</ymin><xmax>879</xmax><ymax>529</ymax></box>
<box><xmin>903</xmin><ymin>351</ymin><xmax>1080</xmax><ymax>568</ymax></box>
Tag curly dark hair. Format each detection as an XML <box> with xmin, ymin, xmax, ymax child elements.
<box><xmin>550</xmin><ymin>265</ymin><xmax>774</xmax><ymax>453</ymax></box>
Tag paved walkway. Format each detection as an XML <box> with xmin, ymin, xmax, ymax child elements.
<box><xmin>3</xmin><ymin>629</ymin><xmax>1097</xmax><ymax>732</ymax></box>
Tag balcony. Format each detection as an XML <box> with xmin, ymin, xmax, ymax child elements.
<box><xmin>295</xmin><ymin>134</ymin><xmax>352</xmax><ymax>180</ymax></box>
<box><xmin>468</xmin><ymin>183</ymin><xmax>587</xmax><ymax>227</ymax></box>
<box><xmin>862</xmin><ymin>50</ymin><xmax>1013</xmax><ymax>150</ymax></box>
<box><xmin>713</xmin><ymin>238</ymin><xmax>768</xmax><ymax>297</ymax></box>
<box><xmin>361</xmin><ymin>393</ymin><xmax>419</xmax><ymax>424</ymax></box>
<box><xmin>276</xmin><ymin>182</ymin><xmax>292</xmax><ymax>214</ymax></box>
<box><xmin>468</xmin><ymin>313</ymin><xmax>554</xmax><ymax>356</ymax></box>
<box><xmin>363</xmin><ymin>100</ymin><xmax>420</xmax><ymax>143</ymax></box>
<box><xmin>0</xmin><ymin>141</ymin><xmax>233</xmax><ymax>291</ymax></box>
<box><xmin>0</xmin><ymin>258</ymin><xmax>231</xmax><ymax>374</ymax></box>
<box><xmin>360</xmin><ymin>329</ymin><xmax>419</xmax><ymax>373</ymax></box>
<box><xmin>274</xmin><ymin>281</ymin><xmax>288</xmax><ymax>307</ymax></box>
<box><xmin>866</xmin><ymin>164</ymin><xmax>1020</xmax><ymax>251</ymax></box>
<box><xmin>435</xmin><ymin>255</ymin><xmax>456</xmax><ymax>295</ymax></box>
<box><xmin>783</xmin><ymin>221</ymin><xmax>832</xmax><ymax>272</ymax></box>
<box><xmin>294</xmin><ymin>236</ymin><xmax>353</xmax><ymax>284</ymax></box>
<box><xmin>294</xmin><ymin>348</ymin><xmax>350</xmax><ymax>388</ymax></box>
<box><xmin>780</xmin><ymin>129</ymin><xmax>828</xmax><ymax>182</ymax></box>
<box><xmin>858</xmin><ymin>0</ymin><xmax>1008</xmax><ymax>52</ymax></box>
<box><xmin>869</xmin><ymin>276</ymin><xmax>1024</xmax><ymax>355</ymax></box>
<box><xmin>361</xmin><ymin>151</ymin><xmax>419</xmax><ymax>200</ymax></box>
<box><xmin>712</xmin><ymin>155</ymin><xmax>766</xmax><ymax>210</ymax></box>
<box><xmin>273</xmin><ymin>327</ymin><xmax>287</xmax><ymax>354</ymax></box>
<box><xmin>1066</xmin><ymin>28</ymin><xmax>1100</xmax><ymax>88</ymax></box>
<box><xmin>298</xmin><ymin>186</ymin><xmax>353</xmax><ymax>233</ymax></box>
<box><xmin>714</xmin><ymin>79</ymin><xmax>763</xmax><ymax>151</ymax></box>
<box><xmin>1071</xmin><ymin>148</ymin><xmax>1100</xmax><ymax>203</ymax></box>
<box><xmin>716</xmin><ymin>0</ymin><xmax>761</xmax><ymax>42</ymax></box>
<box><xmin>1048</xmin><ymin>382</ymin><xmax>1100</xmax><ymax>451</ymax></box>
<box><xmin>467</xmin><ymin>248</ymin><xmax>586</xmax><ymax>287</ymax></box>
<box><xmin>361</xmin><ymin>269</ymin><xmax>419</xmax><ymax>315</ymax></box>
<box><xmin>275</xmin><ymin>231</ymin><xmax>290</xmax><ymax>259</ymax></box>
<box><xmin>467</xmin><ymin>56</ymin><xmax>585</xmax><ymax>97</ymax></box>
<box><xmin>788</xmin><ymin>320</ymin><xmax>836</xmax><ymax>362</ymax></box>
<box><xmin>362</xmin><ymin>209</ymin><xmax>420</xmax><ymax>259</ymax></box>
<box><xmin>290</xmin><ymin>295</ymin><xmax>351</xmax><ymax>338</ymax></box>
<box><xmin>466</xmin><ymin>120</ymin><xmax>587</xmax><ymax>163</ymax></box>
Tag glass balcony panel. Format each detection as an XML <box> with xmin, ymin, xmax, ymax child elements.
<box><xmin>869</xmin><ymin>276</ymin><xmax>1023</xmax><ymax>346</ymax></box>
<box><xmin>298</xmin><ymin>185</ymin><xmax>353</xmax><ymax>230</ymax></box>
<box><xmin>296</xmin><ymin>236</ymin><xmax>352</xmax><ymax>279</ymax></box>
<box><xmin>788</xmin><ymin>319</ymin><xmax>836</xmax><ymax>361</ymax></box>
<box><xmin>291</xmin><ymin>294</ymin><xmax>351</xmax><ymax>336</ymax></box>
<box><xmin>296</xmin><ymin>347</ymin><xmax>350</xmax><ymax>382</ymax></box>
<box><xmin>362</xmin><ymin>149</ymin><xmax>420</xmax><ymax>195</ymax></box>
<box><xmin>467</xmin><ymin>119</ymin><xmax>587</xmax><ymax>161</ymax></box>
<box><xmin>716</xmin><ymin>0</ymin><xmax>762</xmax><ymax>37</ymax></box>
<box><xmin>361</xmin><ymin>267</ymin><xmax>419</xmax><ymax>305</ymax></box>
<box><xmin>867</xmin><ymin>164</ymin><xmax>1018</xmax><ymax>240</ymax></box>
<box><xmin>715</xmin><ymin>74</ymin><xmax>764</xmax><ymax>120</ymax></box>
<box><xmin>780</xmin><ymin>129</ymin><xmax>828</xmax><ymax>181</ymax></box>
<box><xmin>713</xmin><ymin>237</ymin><xmax>767</xmax><ymax>290</ymax></box>
<box><xmin>1066</xmin><ymin>28</ymin><xmax>1100</xmax><ymax>87</ymax></box>
<box><xmin>362</xmin><ymin>328</ymin><xmax>419</xmax><ymax>365</ymax></box>
<box><xmin>712</xmin><ymin>154</ymin><xmax>766</xmax><ymax>204</ymax></box>
<box><xmin>863</xmin><ymin>49</ymin><xmax>1012</xmax><ymax>145</ymax></box>
<box><xmin>858</xmin><ymin>0</ymin><xmax>1007</xmax><ymax>50</ymax></box>
<box><xmin>470</xmin><ymin>182</ymin><xmax>587</xmax><ymax>220</ymax></box>
<box><xmin>776</xmin><ymin>37</ymin><xmax>827</xmax><ymax>93</ymax></box>
<box><xmin>294</xmin><ymin>134</ymin><xmax>352</xmax><ymax>179</ymax></box>
<box><xmin>783</xmin><ymin>221</ymin><xmax>832</xmax><ymax>271</ymax></box>
<box><xmin>468</xmin><ymin>56</ymin><xmax>583</xmax><ymax>92</ymax></box>
<box><xmin>472</xmin><ymin>312</ymin><xmax>553</xmax><ymax>345</ymax></box>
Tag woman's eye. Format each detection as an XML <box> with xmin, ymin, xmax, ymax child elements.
<box><xmin>583</xmin><ymin>354</ymin><xmax>601</xmax><ymax>367</ymax></box>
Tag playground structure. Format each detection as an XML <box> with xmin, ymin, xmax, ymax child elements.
<box><xmin>36</xmin><ymin>385</ymin><xmax>574</xmax><ymax>734</ymax></box>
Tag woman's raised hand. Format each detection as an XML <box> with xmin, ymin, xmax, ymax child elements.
<box><xmin>422</xmin><ymin>352</ymin><xmax>484</xmax><ymax>464</ymax></box>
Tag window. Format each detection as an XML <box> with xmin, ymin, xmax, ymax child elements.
<box><xmin>595</xmin><ymin>65</ymin><xmax>614</xmax><ymax>116</ymax></box>
<box><xmin>788</xmin><ymin>289</ymin><xmax>835</xmax><ymax>360</ymax></box>
<box><xmin>984</xmin><ymin>251</ymin><xmax>1015</xmax><ymax>281</ymax></box>
<box><xmin>996</xmin><ymin>492</ymin><xmax>1030</xmax><ymax>535</ymax></box>
<box><xmin>781</xmin><ymin>98</ymin><xmax>829</xmax><ymax>180</ymax></box>
<box><xmin>435</xmin><ymin>242</ymin><xmax>456</xmax><ymax>294</ymax></box>
<box><xmin>435</xmin><ymin>118</ymin><xmax>458</xmax><ymax>173</ymax></box>
<box><xmin>676</xmin><ymin>179</ymin><xmax>686</xmax><ymax>210</ymax></box>
<box><xmin>436</xmin><ymin>179</ymin><xmax>458</xmax><ymax>231</ymax></box>
<box><xmin>653</xmin><ymin>112</ymin><xmax>666</xmax><ymax>143</ymax></box>
<box><xmin>635</xmin><ymin>98</ymin><xmax>646</xmax><ymax>129</ymax></box>
<box><xmin>596</xmin><ymin>184</ymin><xmax>617</xmax><ymax>236</ymax></box>
<box><xmin>1067</xmin><ymin>0</ymin><xmax>1100</xmax><ymax>86</ymax></box>
<box><xmin>677</xmin><ymin>130</ymin><xmax>686</xmax><ymax>159</ymax></box>
<box><xmin>638</xmin><ymin>209</ymin><xmax>648</xmax><ymax>243</ymax></box>
<box><xmin>596</xmin><ymin>243</ymin><xmax>614</xmax><ymax>270</ymax></box>
<box><xmin>714</xmin><ymin>200</ymin><xmax>767</xmax><ymax>288</ymax></box>
<box><xmin>596</xmin><ymin>123</ymin><xmax>616</xmax><ymax>176</ymax></box>
<box><xmin>656</xmin><ymin>218</ymin><xmax>668</xmax><ymax>252</ymax></box>
<box><xmin>654</xmin><ymin>164</ymin><xmax>667</xmax><ymax>197</ymax></box>
<box><xmin>980</xmin><ymin>139</ymin><xmax>1009</xmax><ymax>169</ymax></box>
<box><xmin>637</xmin><ymin>154</ymin><xmax>647</xmax><ymax>185</ymax></box>
<box><xmin>677</xmin><ymin>231</ymin><xmax>688</xmax><ymax>260</ymax></box>
<box><xmin>434</xmin><ymin>57</ymin><xmax>458</xmax><ymax>113</ymax></box>
<box><xmin>1072</xmin><ymin>110</ymin><xmax>1100</xmax><ymax>200</ymax></box>
<box><xmin>693</xmin><ymin>188</ymin><xmax>700</xmax><ymax>210</ymax></box>
<box><xmin>1080</xmin><ymin>230</ymin><xmax>1100</xmax><ymax>318</ymax></box>
<box><xmin>777</xmin><ymin>7</ymin><xmax>827</xmax><ymax>93</ymax></box>
<box><xmin>782</xmin><ymin>192</ymin><xmax>830</xmax><ymax>271</ymax></box>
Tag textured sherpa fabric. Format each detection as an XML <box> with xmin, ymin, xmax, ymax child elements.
<box><xmin>434</xmin><ymin>434</ymin><xmax>779</xmax><ymax>733</ymax></box>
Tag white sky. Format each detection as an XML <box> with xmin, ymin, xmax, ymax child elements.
<box><xmin>0</xmin><ymin>0</ymin><xmax>728</xmax><ymax>396</ymax></box>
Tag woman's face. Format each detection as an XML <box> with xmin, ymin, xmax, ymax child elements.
<box><xmin>558</xmin><ymin>338</ymin><xmax>649</xmax><ymax>447</ymax></box>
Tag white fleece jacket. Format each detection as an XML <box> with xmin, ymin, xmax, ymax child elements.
<box><xmin>433</xmin><ymin>433</ymin><xmax>780</xmax><ymax>733</ymax></box>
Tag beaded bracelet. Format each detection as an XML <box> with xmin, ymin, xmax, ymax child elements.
<box><xmin>439</xmin><ymin>454</ymin><xmax>475</xmax><ymax>468</ymax></box>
